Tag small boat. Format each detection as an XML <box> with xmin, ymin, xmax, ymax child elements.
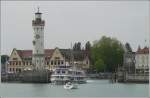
<box><xmin>64</xmin><ymin>82</ymin><xmax>78</xmax><ymax>89</ymax></box>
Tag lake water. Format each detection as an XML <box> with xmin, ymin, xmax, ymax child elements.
<box><xmin>0</xmin><ymin>80</ymin><xmax>149</xmax><ymax>97</ymax></box>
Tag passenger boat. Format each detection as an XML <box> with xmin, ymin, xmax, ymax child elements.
<box><xmin>51</xmin><ymin>64</ymin><xmax>86</xmax><ymax>85</ymax></box>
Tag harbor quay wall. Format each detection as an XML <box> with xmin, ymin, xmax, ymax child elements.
<box><xmin>86</xmin><ymin>73</ymin><xmax>112</xmax><ymax>79</ymax></box>
<box><xmin>1</xmin><ymin>70</ymin><xmax>52</xmax><ymax>83</ymax></box>
<box><xmin>116</xmin><ymin>72</ymin><xmax>149</xmax><ymax>83</ymax></box>
<box><xmin>124</xmin><ymin>74</ymin><xmax>149</xmax><ymax>83</ymax></box>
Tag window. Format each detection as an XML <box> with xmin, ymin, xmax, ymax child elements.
<box><xmin>55</xmin><ymin>57</ymin><xmax>60</xmax><ymax>59</ymax></box>
<box><xmin>13</xmin><ymin>58</ymin><xmax>17</xmax><ymax>60</ymax></box>
<box><xmin>19</xmin><ymin>69</ymin><xmax>21</xmax><ymax>73</ymax></box>
<box><xmin>58</xmin><ymin>61</ymin><xmax>60</xmax><ymax>65</ymax></box>
<box><xmin>57</xmin><ymin>71</ymin><xmax>60</xmax><ymax>74</ymax></box>
<box><xmin>23</xmin><ymin>62</ymin><xmax>25</xmax><ymax>65</ymax></box>
<box><xmin>62</xmin><ymin>70</ymin><xmax>65</xmax><ymax>74</ymax></box>
<box><xmin>86</xmin><ymin>61</ymin><xmax>89</xmax><ymax>64</ymax></box>
<box><xmin>16</xmin><ymin>61</ymin><xmax>18</xmax><ymax>65</ymax></box>
<box><xmin>51</xmin><ymin>61</ymin><xmax>53</xmax><ymax>65</ymax></box>
<box><xmin>13</xmin><ymin>62</ymin><xmax>15</xmax><ymax>65</ymax></box>
<box><xmin>54</xmin><ymin>61</ymin><xmax>56</xmax><ymax>65</ymax></box>
<box><xmin>19</xmin><ymin>61</ymin><xmax>21</xmax><ymax>65</ymax></box>
<box><xmin>45</xmin><ymin>57</ymin><xmax>47</xmax><ymax>60</ymax></box>
<box><xmin>61</xmin><ymin>61</ymin><xmax>64</xmax><ymax>64</ymax></box>
<box><xmin>9</xmin><ymin>68</ymin><xmax>11</xmax><ymax>71</ymax></box>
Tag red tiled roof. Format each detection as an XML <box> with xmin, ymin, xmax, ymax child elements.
<box><xmin>44</xmin><ymin>49</ymin><xmax>54</xmax><ymax>57</ymax></box>
<box><xmin>16</xmin><ymin>49</ymin><xmax>54</xmax><ymax>58</ymax></box>
<box><xmin>15</xmin><ymin>49</ymin><xmax>89</xmax><ymax>61</ymax></box>
<box><xmin>136</xmin><ymin>47</ymin><xmax>149</xmax><ymax>54</ymax></box>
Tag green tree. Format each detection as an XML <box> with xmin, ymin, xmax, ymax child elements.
<box><xmin>91</xmin><ymin>36</ymin><xmax>124</xmax><ymax>72</ymax></box>
<box><xmin>73</xmin><ymin>42</ymin><xmax>81</xmax><ymax>51</ymax></box>
<box><xmin>85</xmin><ymin>41</ymin><xmax>91</xmax><ymax>51</ymax></box>
<box><xmin>95</xmin><ymin>59</ymin><xmax>105</xmax><ymax>72</ymax></box>
<box><xmin>1</xmin><ymin>55</ymin><xmax>9</xmax><ymax>64</ymax></box>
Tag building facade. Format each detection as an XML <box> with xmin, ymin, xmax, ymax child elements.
<box><xmin>123</xmin><ymin>52</ymin><xmax>135</xmax><ymax>73</ymax></box>
<box><xmin>135</xmin><ymin>47</ymin><xmax>149</xmax><ymax>74</ymax></box>
<box><xmin>7</xmin><ymin>48</ymin><xmax>90</xmax><ymax>74</ymax></box>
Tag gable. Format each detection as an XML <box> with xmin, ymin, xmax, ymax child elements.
<box><xmin>51</xmin><ymin>48</ymin><xmax>64</xmax><ymax>60</ymax></box>
<box><xmin>9</xmin><ymin>48</ymin><xmax>22</xmax><ymax>61</ymax></box>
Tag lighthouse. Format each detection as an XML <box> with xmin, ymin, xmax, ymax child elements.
<box><xmin>21</xmin><ymin>8</ymin><xmax>50</xmax><ymax>83</ymax></box>
<box><xmin>32</xmin><ymin>8</ymin><xmax>45</xmax><ymax>70</ymax></box>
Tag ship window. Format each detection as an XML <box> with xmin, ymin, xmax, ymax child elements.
<box><xmin>62</xmin><ymin>70</ymin><xmax>65</xmax><ymax>74</ymax></box>
<box><xmin>57</xmin><ymin>71</ymin><xmax>60</xmax><ymax>74</ymax></box>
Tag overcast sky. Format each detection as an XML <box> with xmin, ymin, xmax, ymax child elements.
<box><xmin>1</xmin><ymin>1</ymin><xmax>149</xmax><ymax>55</ymax></box>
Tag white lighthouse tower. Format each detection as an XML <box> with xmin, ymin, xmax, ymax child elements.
<box><xmin>32</xmin><ymin>8</ymin><xmax>45</xmax><ymax>70</ymax></box>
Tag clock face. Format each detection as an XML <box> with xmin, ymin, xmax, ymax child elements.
<box><xmin>35</xmin><ymin>34</ymin><xmax>40</xmax><ymax>39</ymax></box>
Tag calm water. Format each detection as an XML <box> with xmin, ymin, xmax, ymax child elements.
<box><xmin>0</xmin><ymin>80</ymin><xmax>149</xmax><ymax>97</ymax></box>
